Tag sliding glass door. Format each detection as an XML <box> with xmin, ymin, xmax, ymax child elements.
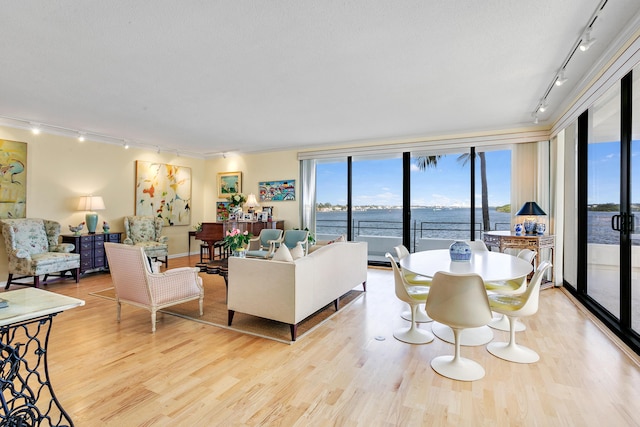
<box><xmin>587</xmin><ymin>81</ymin><xmax>622</xmax><ymax>317</ymax></box>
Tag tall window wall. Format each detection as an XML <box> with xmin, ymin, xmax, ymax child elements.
<box><xmin>314</xmin><ymin>146</ymin><xmax>512</xmax><ymax>262</ymax></box>
<box><xmin>563</xmin><ymin>64</ymin><xmax>640</xmax><ymax>354</ymax></box>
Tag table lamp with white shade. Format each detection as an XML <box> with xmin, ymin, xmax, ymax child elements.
<box><xmin>245</xmin><ymin>193</ymin><xmax>259</xmax><ymax>214</ymax></box>
<box><xmin>78</xmin><ymin>195</ymin><xmax>105</xmax><ymax>234</ymax></box>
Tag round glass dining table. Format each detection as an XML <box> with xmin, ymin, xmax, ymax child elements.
<box><xmin>399</xmin><ymin>249</ymin><xmax>533</xmax><ymax>282</ymax></box>
<box><xmin>399</xmin><ymin>249</ymin><xmax>533</xmax><ymax>346</ymax></box>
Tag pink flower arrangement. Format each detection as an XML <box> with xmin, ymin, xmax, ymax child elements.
<box><xmin>224</xmin><ymin>228</ymin><xmax>252</xmax><ymax>251</ymax></box>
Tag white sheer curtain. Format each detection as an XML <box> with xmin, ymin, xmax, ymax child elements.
<box><xmin>300</xmin><ymin>159</ymin><xmax>316</xmax><ymax>235</ymax></box>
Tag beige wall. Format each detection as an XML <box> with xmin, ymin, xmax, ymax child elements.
<box><xmin>205</xmin><ymin>151</ymin><xmax>300</xmax><ymax>228</ymax></box>
<box><xmin>0</xmin><ymin>125</ymin><xmax>302</xmax><ymax>283</ymax></box>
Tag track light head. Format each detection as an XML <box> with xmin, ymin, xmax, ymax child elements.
<box><xmin>579</xmin><ymin>29</ymin><xmax>596</xmax><ymax>51</ymax></box>
<box><xmin>533</xmin><ymin>114</ymin><xmax>539</xmax><ymax>125</ymax></box>
<box><xmin>555</xmin><ymin>71</ymin><xmax>568</xmax><ymax>86</ymax></box>
<box><xmin>539</xmin><ymin>101</ymin><xmax>547</xmax><ymax>113</ymax></box>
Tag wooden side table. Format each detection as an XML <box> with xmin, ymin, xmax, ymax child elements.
<box><xmin>483</xmin><ymin>231</ymin><xmax>555</xmax><ymax>284</ymax></box>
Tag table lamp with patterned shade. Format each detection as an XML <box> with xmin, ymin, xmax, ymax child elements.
<box><xmin>78</xmin><ymin>195</ymin><xmax>105</xmax><ymax>234</ymax></box>
<box><xmin>516</xmin><ymin>201</ymin><xmax>546</xmax><ymax>235</ymax></box>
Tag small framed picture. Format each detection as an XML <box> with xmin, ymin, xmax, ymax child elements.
<box><xmin>258</xmin><ymin>212</ymin><xmax>269</xmax><ymax>222</ymax></box>
<box><xmin>242</xmin><ymin>213</ymin><xmax>253</xmax><ymax>221</ymax></box>
<box><xmin>262</xmin><ymin>206</ymin><xmax>273</xmax><ymax>215</ymax></box>
<box><xmin>216</xmin><ymin>201</ymin><xmax>230</xmax><ymax>221</ymax></box>
<box><xmin>217</xmin><ymin>171</ymin><xmax>242</xmax><ymax>198</ymax></box>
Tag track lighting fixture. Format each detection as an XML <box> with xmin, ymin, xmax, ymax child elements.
<box><xmin>533</xmin><ymin>114</ymin><xmax>539</xmax><ymax>125</ymax></box>
<box><xmin>539</xmin><ymin>101</ymin><xmax>547</xmax><ymax>113</ymax></box>
<box><xmin>555</xmin><ymin>70</ymin><xmax>567</xmax><ymax>86</ymax></box>
<box><xmin>579</xmin><ymin>29</ymin><xmax>596</xmax><ymax>52</ymax></box>
<box><xmin>0</xmin><ymin>115</ymin><xmax>198</xmax><ymax>158</ymax></box>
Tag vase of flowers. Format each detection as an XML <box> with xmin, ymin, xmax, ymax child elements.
<box><xmin>102</xmin><ymin>221</ymin><xmax>110</xmax><ymax>233</ymax></box>
<box><xmin>224</xmin><ymin>228</ymin><xmax>252</xmax><ymax>256</ymax></box>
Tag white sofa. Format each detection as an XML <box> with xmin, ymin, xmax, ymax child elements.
<box><xmin>227</xmin><ymin>241</ymin><xmax>368</xmax><ymax>340</ymax></box>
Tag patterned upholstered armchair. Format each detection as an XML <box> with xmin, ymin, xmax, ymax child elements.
<box><xmin>123</xmin><ymin>216</ymin><xmax>169</xmax><ymax>267</ymax></box>
<box><xmin>1</xmin><ymin>218</ymin><xmax>80</xmax><ymax>289</ymax></box>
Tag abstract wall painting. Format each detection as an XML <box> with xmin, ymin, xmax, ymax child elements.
<box><xmin>0</xmin><ymin>139</ymin><xmax>27</xmax><ymax>219</ymax></box>
<box><xmin>259</xmin><ymin>179</ymin><xmax>295</xmax><ymax>202</ymax></box>
<box><xmin>135</xmin><ymin>160</ymin><xmax>191</xmax><ymax>226</ymax></box>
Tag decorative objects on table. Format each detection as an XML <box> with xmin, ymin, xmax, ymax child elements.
<box><xmin>514</xmin><ymin>223</ymin><xmax>523</xmax><ymax>236</ymax></box>
<box><xmin>516</xmin><ymin>201</ymin><xmax>546</xmax><ymax>235</ymax></box>
<box><xmin>102</xmin><ymin>221</ymin><xmax>110</xmax><ymax>233</ymax></box>
<box><xmin>224</xmin><ymin>228</ymin><xmax>252</xmax><ymax>255</ymax></box>
<box><xmin>449</xmin><ymin>240</ymin><xmax>471</xmax><ymax>262</ymax></box>
<box><xmin>77</xmin><ymin>195</ymin><xmax>105</xmax><ymax>234</ymax></box>
<box><xmin>135</xmin><ymin>160</ymin><xmax>192</xmax><ymax>226</ymax></box>
<box><xmin>535</xmin><ymin>223</ymin><xmax>546</xmax><ymax>235</ymax></box>
<box><xmin>69</xmin><ymin>222</ymin><xmax>85</xmax><ymax>236</ymax></box>
<box><xmin>227</xmin><ymin>193</ymin><xmax>246</xmax><ymax>219</ymax></box>
<box><xmin>0</xmin><ymin>139</ymin><xmax>27</xmax><ymax>219</ymax></box>
<box><xmin>258</xmin><ymin>180</ymin><xmax>296</xmax><ymax>201</ymax></box>
<box><xmin>217</xmin><ymin>171</ymin><xmax>242</xmax><ymax>198</ymax></box>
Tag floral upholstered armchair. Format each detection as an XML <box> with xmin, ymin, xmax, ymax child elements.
<box><xmin>1</xmin><ymin>218</ymin><xmax>80</xmax><ymax>289</ymax></box>
<box><xmin>123</xmin><ymin>216</ymin><xmax>169</xmax><ymax>267</ymax></box>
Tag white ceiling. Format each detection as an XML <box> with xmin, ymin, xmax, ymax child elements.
<box><xmin>1</xmin><ymin>1</ymin><xmax>640</xmax><ymax>158</ymax></box>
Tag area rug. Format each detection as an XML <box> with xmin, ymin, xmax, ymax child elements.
<box><xmin>90</xmin><ymin>272</ymin><xmax>364</xmax><ymax>344</ymax></box>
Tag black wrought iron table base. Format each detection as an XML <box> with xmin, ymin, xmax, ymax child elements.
<box><xmin>0</xmin><ymin>313</ymin><xmax>74</xmax><ymax>427</ymax></box>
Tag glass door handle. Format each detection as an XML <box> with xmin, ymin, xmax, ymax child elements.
<box><xmin>612</xmin><ymin>214</ymin><xmax>621</xmax><ymax>231</ymax></box>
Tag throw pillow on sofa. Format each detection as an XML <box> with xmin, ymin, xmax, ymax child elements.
<box><xmin>290</xmin><ymin>242</ymin><xmax>305</xmax><ymax>259</ymax></box>
<box><xmin>272</xmin><ymin>244</ymin><xmax>294</xmax><ymax>262</ymax></box>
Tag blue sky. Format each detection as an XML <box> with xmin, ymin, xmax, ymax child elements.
<box><xmin>316</xmin><ymin>150</ymin><xmax>512</xmax><ymax>207</ymax></box>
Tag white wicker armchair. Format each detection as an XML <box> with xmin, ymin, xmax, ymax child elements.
<box><xmin>104</xmin><ymin>242</ymin><xmax>204</xmax><ymax>332</ymax></box>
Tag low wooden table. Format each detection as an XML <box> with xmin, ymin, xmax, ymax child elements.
<box><xmin>204</xmin><ymin>258</ymin><xmax>229</xmax><ymax>301</ymax></box>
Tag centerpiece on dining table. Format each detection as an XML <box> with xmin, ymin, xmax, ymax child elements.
<box><xmin>224</xmin><ymin>228</ymin><xmax>252</xmax><ymax>257</ymax></box>
<box><xmin>449</xmin><ymin>240</ymin><xmax>471</xmax><ymax>262</ymax></box>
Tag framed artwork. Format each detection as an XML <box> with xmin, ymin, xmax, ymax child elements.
<box><xmin>135</xmin><ymin>160</ymin><xmax>191</xmax><ymax>226</ymax></box>
<box><xmin>259</xmin><ymin>180</ymin><xmax>295</xmax><ymax>202</ymax></box>
<box><xmin>217</xmin><ymin>171</ymin><xmax>242</xmax><ymax>198</ymax></box>
<box><xmin>242</xmin><ymin>213</ymin><xmax>253</xmax><ymax>221</ymax></box>
<box><xmin>0</xmin><ymin>139</ymin><xmax>27</xmax><ymax>219</ymax></box>
<box><xmin>216</xmin><ymin>201</ymin><xmax>230</xmax><ymax>221</ymax></box>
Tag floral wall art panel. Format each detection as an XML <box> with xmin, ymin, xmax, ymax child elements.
<box><xmin>135</xmin><ymin>160</ymin><xmax>191</xmax><ymax>226</ymax></box>
<box><xmin>259</xmin><ymin>179</ymin><xmax>295</xmax><ymax>202</ymax></box>
<box><xmin>0</xmin><ymin>139</ymin><xmax>27</xmax><ymax>219</ymax></box>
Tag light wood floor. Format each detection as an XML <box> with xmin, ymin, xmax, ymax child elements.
<box><xmin>9</xmin><ymin>255</ymin><xmax>640</xmax><ymax>427</ymax></box>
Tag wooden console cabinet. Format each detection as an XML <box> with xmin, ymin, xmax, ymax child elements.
<box><xmin>61</xmin><ymin>232</ymin><xmax>122</xmax><ymax>273</ymax></box>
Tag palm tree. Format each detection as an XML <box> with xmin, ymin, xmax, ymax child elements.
<box><xmin>414</xmin><ymin>155</ymin><xmax>442</xmax><ymax>171</ymax></box>
<box><xmin>457</xmin><ymin>152</ymin><xmax>490</xmax><ymax>232</ymax></box>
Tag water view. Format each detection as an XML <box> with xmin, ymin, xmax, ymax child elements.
<box><xmin>317</xmin><ymin>208</ymin><xmax>624</xmax><ymax>245</ymax></box>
